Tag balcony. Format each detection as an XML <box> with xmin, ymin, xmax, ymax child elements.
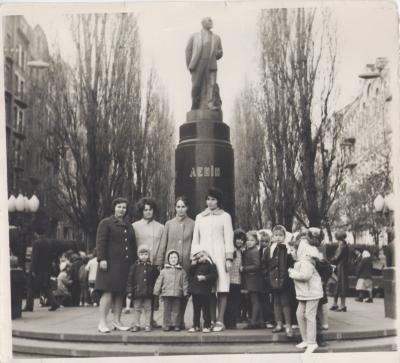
<box><xmin>14</xmin><ymin>92</ymin><xmax>28</xmax><ymax>109</ymax></box>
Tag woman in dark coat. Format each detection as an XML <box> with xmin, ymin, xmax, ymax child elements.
<box><xmin>96</xmin><ymin>197</ymin><xmax>137</xmax><ymax>333</ymax></box>
<box><xmin>329</xmin><ymin>230</ymin><xmax>349</xmax><ymax>312</ymax></box>
<box><xmin>155</xmin><ymin>196</ymin><xmax>195</xmax><ymax>329</ymax></box>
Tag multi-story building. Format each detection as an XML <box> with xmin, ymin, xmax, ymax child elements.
<box><xmin>339</xmin><ymin>57</ymin><xmax>392</xmax><ymax>244</ymax></box>
<box><xmin>3</xmin><ymin>16</ymin><xmax>77</xmax><ymax>241</ymax></box>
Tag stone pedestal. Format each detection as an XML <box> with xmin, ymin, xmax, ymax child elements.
<box><xmin>383</xmin><ymin>267</ymin><xmax>396</xmax><ymax>319</ymax></box>
<box><xmin>175</xmin><ymin>110</ymin><xmax>235</xmax><ymax>220</ymax></box>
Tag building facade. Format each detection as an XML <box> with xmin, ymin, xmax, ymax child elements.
<box><xmin>340</xmin><ymin>57</ymin><xmax>393</xmax><ymax>244</ymax></box>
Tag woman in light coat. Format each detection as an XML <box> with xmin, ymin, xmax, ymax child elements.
<box><xmin>191</xmin><ymin>188</ymin><xmax>234</xmax><ymax>332</ymax></box>
<box><xmin>155</xmin><ymin>196</ymin><xmax>194</xmax><ymax>328</ymax></box>
<box><xmin>289</xmin><ymin>236</ymin><xmax>323</xmax><ymax>354</ymax></box>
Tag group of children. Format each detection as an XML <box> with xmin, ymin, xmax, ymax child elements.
<box><xmin>124</xmin><ymin>224</ymin><xmax>333</xmax><ymax>353</ymax></box>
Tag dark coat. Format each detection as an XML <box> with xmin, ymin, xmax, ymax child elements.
<box><xmin>262</xmin><ymin>243</ymin><xmax>293</xmax><ymax>290</ymax></box>
<box><xmin>188</xmin><ymin>260</ymin><xmax>218</xmax><ymax>295</ymax></box>
<box><xmin>126</xmin><ymin>261</ymin><xmax>159</xmax><ymax>298</ymax></box>
<box><xmin>330</xmin><ymin>242</ymin><xmax>349</xmax><ymax>297</ymax></box>
<box><xmin>29</xmin><ymin>238</ymin><xmax>55</xmax><ymax>290</ymax></box>
<box><xmin>95</xmin><ymin>215</ymin><xmax>137</xmax><ymax>292</ymax></box>
<box><xmin>356</xmin><ymin>257</ymin><xmax>373</xmax><ymax>279</ymax></box>
<box><xmin>242</xmin><ymin>246</ymin><xmax>265</xmax><ymax>293</ymax></box>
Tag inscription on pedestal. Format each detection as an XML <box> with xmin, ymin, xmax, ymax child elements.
<box><xmin>189</xmin><ymin>165</ymin><xmax>221</xmax><ymax>178</ymax></box>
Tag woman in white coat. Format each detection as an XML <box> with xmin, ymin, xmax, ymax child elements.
<box><xmin>191</xmin><ymin>188</ymin><xmax>234</xmax><ymax>332</ymax></box>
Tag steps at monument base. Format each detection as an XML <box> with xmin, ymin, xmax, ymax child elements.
<box><xmin>12</xmin><ymin>336</ymin><xmax>398</xmax><ymax>357</ymax></box>
<box><xmin>12</xmin><ymin>327</ymin><xmax>397</xmax><ymax>344</ymax></box>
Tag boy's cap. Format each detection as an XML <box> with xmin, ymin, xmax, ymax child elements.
<box><xmin>191</xmin><ymin>244</ymin><xmax>204</xmax><ymax>258</ymax></box>
<box><xmin>138</xmin><ymin>244</ymin><xmax>150</xmax><ymax>253</ymax></box>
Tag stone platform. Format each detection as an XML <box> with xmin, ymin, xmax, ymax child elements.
<box><xmin>12</xmin><ymin>298</ymin><xmax>397</xmax><ymax>357</ymax></box>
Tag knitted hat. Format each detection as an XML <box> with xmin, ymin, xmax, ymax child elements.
<box><xmin>166</xmin><ymin>249</ymin><xmax>180</xmax><ymax>263</ymax></box>
<box><xmin>138</xmin><ymin>244</ymin><xmax>150</xmax><ymax>254</ymax></box>
<box><xmin>191</xmin><ymin>244</ymin><xmax>204</xmax><ymax>258</ymax></box>
<box><xmin>272</xmin><ymin>225</ymin><xmax>286</xmax><ymax>236</ymax></box>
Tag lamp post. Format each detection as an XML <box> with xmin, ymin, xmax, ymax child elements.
<box><xmin>8</xmin><ymin>192</ymin><xmax>40</xmax><ymax>272</ymax></box>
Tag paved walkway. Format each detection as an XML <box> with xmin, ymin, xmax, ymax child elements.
<box><xmin>13</xmin><ymin>297</ymin><xmax>396</xmax><ymax>336</ymax></box>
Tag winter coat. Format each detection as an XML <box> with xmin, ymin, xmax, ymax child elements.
<box><xmin>78</xmin><ymin>265</ymin><xmax>88</xmax><ymax>286</ymax></box>
<box><xmin>155</xmin><ymin>216</ymin><xmax>195</xmax><ymax>273</ymax></box>
<box><xmin>95</xmin><ymin>215</ymin><xmax>138</xmax><ymax>292</ymax></box>
<box><xmin>85</xmin><ymin>257</ymin><xmax>98</xmax><ymax>282</ymax></box>
<box><xmin>191</xmin><ymin>208</ymin><xmax>234</xmax><ymax>293</ymax></box>
<box><xmin>289</xmin><ymin>241</ymin><xmax>323</xmax><ymax>301</ymax></box>
<box><xmin>330</xmin><ymin>241</ymin><xmax>349</xmax><ymax>297</ymax></box>
<box><xmin>262</xmin><ymin>242</ymin><xmax>293</xmax><ymax>290</ymax></box>
<box><xmin>132</xmin><ymin>219</ymin><xmax>164</xmax><ymax>263</ymax></box>
<box><xmin>153</xmin><ymin>264</ymin><xmax>189</xmax><ymax>297</ymax></box>
<box><xmin>356</xmin><ymin>255</ymin><xmax>373</xmax><ymax>280</ymax></box>
<box><xmin>189</xmin><ymin>259</ymin><xmax>217</xmax><ymax>295</ymax></box>
<box><xmin>126</xmin><ymin>261</ymin><xmax>159</xmax><ymax>299</ymax></box>
<box><xmin>229</xmin><ymin>248</ymin><xmax>242</xmax><ymax>285</ymax></box>
<box><xmin>242</xmin><ymin>246</ymin><xmax>265</xmax><ymax>293</ymax></box>
<box><xmin>29</xmin><ymin>238</ymin><xmax>55</xmax><ymax>290</ymax></box>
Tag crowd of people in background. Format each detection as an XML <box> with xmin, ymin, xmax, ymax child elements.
<box><xmin>21</xmin><ymin>188</ymin><xmax>395</xmax><ymax>354</ymax></box>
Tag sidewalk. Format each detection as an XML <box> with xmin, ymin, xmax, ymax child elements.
<box><xmin>13</xmin><ymin>297</ymin><xmax>395</xmax><ymax>336</ymax></box>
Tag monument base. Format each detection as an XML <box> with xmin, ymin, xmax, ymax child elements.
<box><xmin>175</xmin><ymin>110</ymin><xmax>234</xmax><ymax>220</ymax></box>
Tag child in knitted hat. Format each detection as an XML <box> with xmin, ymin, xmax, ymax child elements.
<box><xmin>188</xmin><ymin>246</ymin><xmax>217</xmax><ymax>333</ymax></box>
<box><xmin>153</xmin><ymin>250</ymin><xmax>189</xmax><ymax>331</ymax></box>
<box><xmin>126</xmin><ymin>245</ymin><xmax>159</xmax><ymax>332</ymax></box>
<box><xmin>262</xmin><ymin>225</ymin><xmax>294</xmax><ymax>337</ymax></box>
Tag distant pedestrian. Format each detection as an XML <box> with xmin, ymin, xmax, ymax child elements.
<box><xmin>69</xmin><ymin>253</ymin><xmax>83</xmax><ymax>306</ymax></box>
<box><xmin>85</xmin><ymin>249</ymin><xmax>99</xmax><ymax>306</ymax></box>
<box><xmin>79</xmin><ymin>256</ymin><xmax>90</xmax><ymax>306</ymax></box>
<box><xmin>329</xmin><ymin>231</ymin><xmax>349</xmax><ymax>312</ymax></box>
<box><xmin>54</xmin><ymin>262</ymin><xmax>72</xmax><ymax>307</ymax></box>
<box><xmin>126</xmin><ymin>245</ymin><xmax>159</xmax><ymax>332</ymax></box>
<box><xmin>153</xmin><ymin>250</ymin><xmax>189</xmax><ymax>331</ymax></box>
<box><xmin>241</xmin><ymin>231</ymin><xmax>265</xmax><ymax>329</ymax></box>
<box><xmin>262</xmin><ymin>225</ymin><xmax>294</xmax><ymax>337</ymax></box>
<box><xmin>224</xmin><ymin>229</ymin><xmax>244</xmax><ymax>329</ymax></box>
<box><xmin>355</xmin><ymin>250</ymin><xmax>374</xmax><ymax>303</ymax></box>
<box><xmin>23</xmin><ymin>227</ymin><xmax>59</xmax><ymax>312</ymax></box>
<box><xmin>95</xmin><ymin>197</ymin><xmax>138</xmax><ymax>333</ymax></box>
<box><xmin>188</xmin><ymin>246</ymin><xmax>217</xmax><ymax>333</ymax></box>
<box><xmin>289</xmin><ymin>236</ymin><xmax>323</xmax><ymax>354</ymax></box>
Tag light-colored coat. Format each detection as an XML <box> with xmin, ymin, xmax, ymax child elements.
<box><xmin>132</xmin><ymin>219</ymin><xmax>164</xmax><ymax>263</ymax></box>
<box><xmin>191</xmin><ymin>208</ymin><xmax>234</xmax><ymax>293</ymax></box>
<box><xmin>154</xmin><ymin>216</ymin><xmax>195</xmax><ymax>272</ymax></box>
<box><xmin>289</xmin><ymin>241</ymin><xmax>323</xmax><ymax>301</ymax></box>
<box><xmin>185</xmin><ymin>30</ymin><xmax>223</xmax><ymax>71</ymax></box>
<box><xmin>153</xmin><ymin>264</ymin><xmax>189</xmax><ymax>298</ymax></box>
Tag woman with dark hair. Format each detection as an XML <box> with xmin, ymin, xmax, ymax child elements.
<box><xmin>191</xmin><ymin>187</ymin><xmax>234</xmax><ymax>332</ymax></box>
<box><xmin>95</xmin><ymin>197</ymin><xmax>137</xmax><ymax>333</ymax></box>
<box><xmin>131</xmin><ymin>197</ymin><xmax>164</xmax><ymax>327</ymax></box>
<box><xmin>329</xmin><ymin>230</ymin><xmax>349</xmax><ymax>312</ymax></box>
<box><xmin>155</xmin><ymin>196</ymin><xmax>195</xmax><ymax>329</ymax></box>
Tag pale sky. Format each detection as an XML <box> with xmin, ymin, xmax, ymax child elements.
<box><xmin>8</xmin><ymin>1</ymin><xmax>399</xmax><ymax>130</ymax></box>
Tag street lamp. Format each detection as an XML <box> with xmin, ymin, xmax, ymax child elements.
<box><xmin>8</xmin><ymin>192</ymin><xmax>40</xmax><ymax>271</ymax></box>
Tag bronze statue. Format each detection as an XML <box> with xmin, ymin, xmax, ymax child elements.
<box><xmin>186</xmin><ymin>17</ymin><xmax>223</xmax><ymax>111</ymax></box>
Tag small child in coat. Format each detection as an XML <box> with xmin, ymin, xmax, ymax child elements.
<box><xmin>188</xmin><ymin>246</ymin><xmax>218</xmax><ymax>333</ymax></box>
<box><xmin>126</xmin><ymin>245</ymin><xmax>159</xmax><ymax>332</ymax></box>
<box><xmin>262</xmin><ymin>225</ymin><xmax>294</xmax><ymax>337</ymax></box>
<box><xmin>153</xmin><ymin>249</ymin><xmax>189</xmax><ymax>331</ymax></box>
<box><xmin>355</xmin><ymin>250</ymin><xmax>373</xmax><ymax>303</ymax></box>
<box><xmin>78</xmin><ymin>256</ymin><xmax>90</xmax><ymax>306</ymax></box>
<box><xmin>240</xmin><ymin>231</ymin><xmax>265</xmax><ymax>329</ymax></box>
<box><xmin>289</xmin><ymin>236</ymin><xmax>323</xmax><ymax>354</ymax></box>
<box><xmin>224</xmin><ymin>229</ymin><xmax>245</xmax><ymax>329</ymax></box>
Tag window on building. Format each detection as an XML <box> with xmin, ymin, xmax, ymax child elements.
<box><xmin>20</xmin><ymin>80</ymin><xmax>24</xmax><ymax>100</ymax></box>
<box><xmin>13</xmin><ymin>106</ymin><xmax>18</xmax><ymax>129</ymax></box>
<box><xmin>18</xmin><ymin>110</ymin><xmax>24</xmax><ymax>133</ymax></box>
<box><xmin>14</xmin><ymin>74</ymin><xmax>19</xmax><ymax>95</ymax></box>
<box><xmin>367</xmin><ymin>83</ymin><xmax>371</xmax><ymax>97</ymax></box>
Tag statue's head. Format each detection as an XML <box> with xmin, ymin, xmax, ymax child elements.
<box><xmin>201</xmin><ymin>17</ymin><xmax>213</xmax><ymax>30</ymax></box>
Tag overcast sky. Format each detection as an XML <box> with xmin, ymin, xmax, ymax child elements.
<box><xmin>8</xmin><ymin>1</ymin><xmax>399</xmax><ymax>129</ymax></box>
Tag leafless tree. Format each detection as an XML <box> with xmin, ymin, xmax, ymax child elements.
<box><xmin>45</xmin><ymin>14</ymin><xmax>174</xmax><ymax>249</ymax></box>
